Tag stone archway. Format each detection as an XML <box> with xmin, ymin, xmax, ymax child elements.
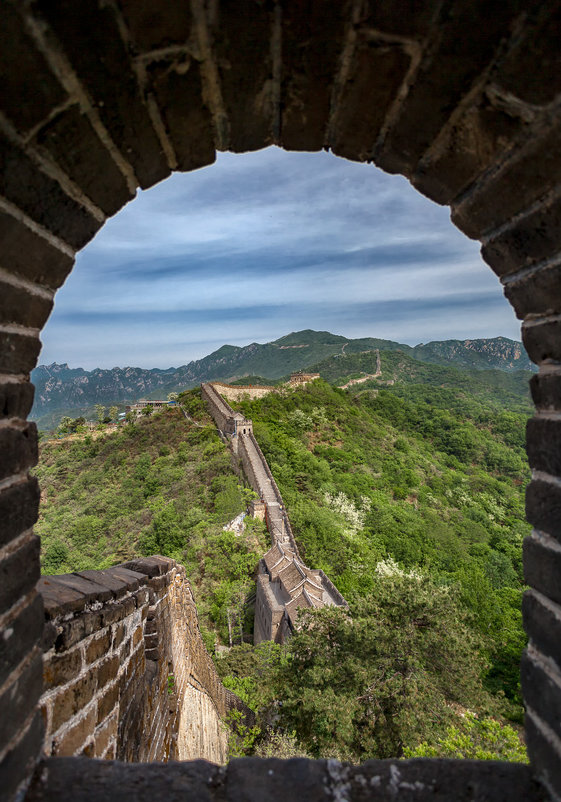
<box><xmin>1</xmin><ymin>1</ymin><xmax>561</xmax><ymax>799</ymax></box>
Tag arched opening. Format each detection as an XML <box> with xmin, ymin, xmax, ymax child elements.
<box><xmin>1</xmin><ymin>2</ymin><xmax>561</xmax><ymax>800</ymax></box>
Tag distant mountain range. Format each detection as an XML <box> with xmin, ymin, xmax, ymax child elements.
<box><xmin>30</xmin><ymin>330</ymin><xmax>534</xmax><ymax>430</ymax></box>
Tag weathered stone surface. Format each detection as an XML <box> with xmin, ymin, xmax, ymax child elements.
<box><xmin>0</xmin><ymin>651</ymin><xmax>43</xmax><ymax>750</ymax></box>
<box><xmin>530</xmin><ymin>372</ymin><xmax>561</xmax><ymax>412</ymax></box>
<box><xmin>0</xmin><ymin>4</ymin><xmax>66</xmax><ymax>136</ymax></box>
<box><xmin>493</xmin><ymin>3</ymin><xmax>561</xmax><ymax>107</ymax></box>
<box><xmin>118</xmin><ymin>0</ymin><xmax>193</xmax><ymax>52</ymax></box>
<box><xmin>38</xmin><ymin>576</ymin><xmax>88</xmax><ymax>619</ymax></box>
<box><xmin>0</xmin><ymin>535</ymin><xmax>40</xmax><ymax>615</ymax></box>
<box><xmin>37</xmin><ymin>0</ymin><xmax>169</xmax><ymax>189</ymax></box>
<box><xmin>44</xmin><ymin>648</ymin><xmax>83</xmax><ymax>692</ymax></box>
<box><xmin>53</xmin><ymin>707</ymin><xmax>97</xmax><ymax>758</ymax></box>
<box><xmin>331</xmin><ymin>38</ymin><xmax>411</xmax><ymax>162</ymax></box>
<box><xmin>97</xmin><ymin>682</ymin><xmax>120</xmax><ymax>725</ymax></box>
<box><xmin>121</xmin><ymin>556</ymin><xmax>174</xmax><ymax>577</ymax></box>
<box><xmin>505</xmin><ymin>264</ymin><xmax>561</xmax><ymax>320</ymax></box>
<box><xmin>523</xmin><ymin>590</ymin><xmax>561</xmax><ymax>675</ymax></box>
<box><xmin>52</xmin><ymin>574</ymin><xmax>114</xmax><ymax>605</ymax></box>
<box><xmin>526</xmin><ymin>479</ymin><xmax>561</xmax><ymax>544</ymax></box>
<box><xmin>0</xmin><ymin>476</ymin><xmax>40</xmax><ymax>549</ymax></box>
<box><xmin>377</xmin><ymin>0</ymin><xmax>522</xmax><ymax>176</ymax></box>
<box><xmin>25</xmin><ymin>755</ymin><xmax>545</xmax><ymax>802</ymax></box>
<box><xmin>33</xmin><ymin>105</ymin><xmax>134</xmax><ymax>216</ymax></box>
<box><xmin>525</xmin><ymin>711</ymin><xmax>561</xmax><ymax>800</ymax></box>
<box><xmin>0</xmin><ymin>330</ymin><xmax>42</xmax><ymax>375</ymax></box>
<box><xmin>280</xmin><ymin>0</ymin><xmax>347</xmax><ymax>151</ymax></box>
<box><xmin>0</xmin><ymin>422</ymin><xmax>38</xmax><ymax>481</ymax></box>
<box><xmin>482</xmin><ymin>196</ymin><xmax>561</xmax><ymax>278</ymax></box>
<box><xmin>522</xmin><ymin>318</ymin><xmax>561</xmax><ymax>365</ymax></box>
<box><xmin>0</xmin><ymin>133</ymin><xmax>101</xmax><ymax>249</ymax></box>
<box><xmin>0</xmin><ymin>380</ymin><xmax>35</xmax><ymax>421</ymax></box>
<box><xmin>524</xmin><ymin>534</ymin><xmax>561</xmax><ymax>607</ymax></box>
<box><xmin>211</xmin><ymin>0</ymin><xmax>275</xmax><ymax>152</ymax></box>
<box><xmin>0</xmin><ymin>210</ymin><xmax>75</xmax><ymax>290</ymax></box>
<box><xmin>85</xmin><ymin>632</ymin><xmax>112</xmax><ymax>664</ymax></box>
<box><xmin>145</xmin><ymin>58</ymin><xmax>215</xmax><ymax>173</ymax></box>
<box><xmin>453</xmin><ymin>120</ymin><xmax>561</xmax><ymax>239</ymax></box>
<box><xmin>0</xmin><ymin>711</ymin><xmax>44</xmax><ymax>802</ymax></box>
<box><xmin>0</xmin><ymin>592</ymin><xmax>43</xmax><ymax>689</ymax></box>
<box><xmin>97</xmin><ymin>656</ymin><xmax>120</xmax><ymax>690</ymax></box>
<box><xmin>521</xmin><ymin>650</ymin><xmax>561</xmax><ymax>742</ymax></box>
<box><xmin>413</xmin><ymin>96</ymin><xmax>524</xmax><ymax>205</ymax></box>
<box><xmin>51</xmin><ymin>673</ymin><xmax>98</xmax><ymax>733</ymax></box>
<box><xmin>0</xmin><ymin>279</ymin><xmax>53</xmax><ymax>330</ymax></box>
<box><xmin>526</xmin><ymin>417</ymin><xmax>561</xmax><ymax>476</ymax></box>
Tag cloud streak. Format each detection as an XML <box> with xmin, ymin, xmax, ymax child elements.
<box><xmin>40</xmin><ymin>147</ymin><xmax>519</xmax><ymax>369</ymax></box>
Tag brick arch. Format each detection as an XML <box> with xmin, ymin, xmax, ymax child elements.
<box><xmin>2</xmin><ymin>1</ymin><xmax>561</xmax><ymax>799</ymax></box>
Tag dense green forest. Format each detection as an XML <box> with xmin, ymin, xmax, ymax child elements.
<box><xmin>34</xmin><ymin>402</ymin><xmax>266</xmax><ymax>647</ymax></box>
<box><xmin>34</xmin><ymin>360</ymin><xmax>532</xmax><ymax>762</ymax></box>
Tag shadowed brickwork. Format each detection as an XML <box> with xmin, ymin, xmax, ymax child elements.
<box><xmin>1</xmin><ymin>1</ymin><xmax>561</xmax><ymax>799</ymax></box>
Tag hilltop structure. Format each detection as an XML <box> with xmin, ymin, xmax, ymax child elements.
<box><xmin>201</xmin><ymin>382</ymin><xmax>347</xmax><ymax>644</ymax></box>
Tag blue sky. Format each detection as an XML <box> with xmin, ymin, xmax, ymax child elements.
<box><xmin>39</xmin><ymin>147</ymin><xmax>520</xmax><ymax>369</ymax></box>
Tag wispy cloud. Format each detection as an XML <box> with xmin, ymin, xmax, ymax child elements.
<box><xmin>40</xmin><ymin>147</ymin><xmax>519</xmax><ymax>369</ymax></box>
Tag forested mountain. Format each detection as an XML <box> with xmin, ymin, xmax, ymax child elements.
<box><xmin>34</xmin><ymin>364</ymin><xmax>531</xmax><ymax>761</ymax></box>
<box><xmin>30</xmin><ymin>330</ymin><xmax>534</xmax><ymax>430</ymax></box>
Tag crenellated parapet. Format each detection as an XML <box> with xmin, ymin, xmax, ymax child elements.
<box><xmin>37</xmin><ymin>557</ymin><xmax>249</xmax><ymax>764</ymax></box>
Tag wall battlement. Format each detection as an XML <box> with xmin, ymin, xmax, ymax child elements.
<box><xmin>37</xmin><ymin>557</ymin><xmax>249</xmax><ymax>764</ymax></box>
<box><xmin>201</xmin><ymin>383</ymin><xmax>347</xmax><ymax>644</ymax></box>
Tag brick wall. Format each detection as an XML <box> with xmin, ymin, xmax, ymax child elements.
<box><xmin>37</xmin><ymin>556</ymin><xmax>246</xmax><ymax>764</ymax></box>
<box><xmin>1</xmin><ymin>1</ymin><xmax>561</xmax><ymax>798</ymax></box>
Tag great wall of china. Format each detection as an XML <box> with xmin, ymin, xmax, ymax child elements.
<box><xmin>200</xmin><ymin>382</ymin><xmax>347</xmax><ymax>645</ymax></box>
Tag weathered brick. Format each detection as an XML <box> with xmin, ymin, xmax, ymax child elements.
<box><xmin>82</xmin><ymin>611</ymin><xmax>103</xmax><ymax>638</ymax></box>
<box><xmin>145</xmin><ymin>58</ymin><xmax>215</xmax><ymax>172</ymax></box>
<box><xmin>55</xmin><ymin>617</ymin><xmax>86</xmax><ymax>652</ymax></box>
<box><xmin>122</xmin><ymin>555</ymin><xmax>175</xmax><ymax>577</ymax></box>
<box><xmin>43</xmin><ymin>648</ymin><xmax>82</xmax><ymax>691</ymax></box>
<box><xmin>482</xmin><ymin>196</ymin><xmax>561</xmax><ymax>279</ymax></box>
<box><xmin>38</xmin><ymin>0</ymin><xmax>168</xmax><ymax>189</ymax></box>
<box><xmin>0</xmin><ymin>330</ymin><xmax>42</xmax><ymax>375</ymax></box>
<box><xmin>0</xmin><ymin>651</ymin><xmax>43</xmax><ymax>749</ymax></box>
<box><xmin>134</xmin><ymin>587</ymin><xmax>150</xmax><ymax>607</ymax></box>
<box><xmin>453</xmin><ymin>120</ymin><xmax>561</xmax><ymax>239</ymax></box>
<box><xmin>0</xmin><ymin>210</ymin><xmax>74</xmax><ymax>290</ymax></box>
<box><xmin>49</xmin><ymin>573</ymin><xmax>114</xmax><ymax>605</ymax></box>
<box><xmin>132</xmin><ymin>626</ymin><xmax>143</xmax><ymax>649</ymax></box>
<box><xmin>85</xmin><ymin>631</ymin><xmax>111</xmax><ymax>664</ymax></box>
<box><xmin>505</xmin><ymin>263</ymin><xmax>561</xmax><ymax>320</ymax></box>
<box><xmin>0</xmin><ymin>380</ymin><xmax>35</xmax><ymax>421</ymax></box>
<box><xmin>0</xmin><ymin>3</ymin><xmax>66</xmax><ymax>136</ymax></box>
<box><xmin>101</xmin><ymin>601</ymin><xmax>128</xmax><ymax>627</ymax></box>
<box><xmin>530</xmin><ymin>371</ymin><xmax>561</xmax><ymax>412</ymax></box>
<box><xmin>52</xmin><ymin>705</ymin><xmax>96</xmax><ymax>757</ymax></box>
<box><xmin>281</xmin><ymin>0</ymin><xmax>347</xmax><ymax>151</ymax></box>
<box><xmin>118</xmin><ymin>638</ymin><xmax>132</xmax><ymax>662</ymax></box>
<box><xmin>33</xmin><ymin>104</ymin><xmax>134</xmax><ymax>216</ymax></box>
<box><xmin>526</xmin><ymin>479</ymin><xmax>561</xmax><ymax>544</ymax></box>
<box><xmin>0</xmin><ymin>592</ymin><xmax>43</xmax><ymax>689</ymax></box>
<box><xmin>118</xmin><ymin>0</ymin><xmax>193</xmax><ymax>53</ymax></box>
<box><xmin>97</xmin><ymin>681</ymin><xmax>120</xmax><ymax>725</ymax></box>
<box><xmin>526</xmin><ymin>417</ymin><xmax>561</xmax><ymax>476</ymax></box>
<box><xmin>39</xmin><ymin>576</ymin><xmax>87</xmax><ymax>620</ymax></box>
<box><xmin>525</xmin><ymin>710</ymin><xmax>561</xmax><ymax>798</ymax></box>
<box><xmin>0</xmin><ymin>476</ymin><xmax>39</xmax><ymax>549</ymax></box>
<box><xmin>523</xmin><ymin>590</ymin><xmax>561</xmax><ymax>669</ymax></box>
<box><xmin>97</xmin><ymin>654</ymin><xmax>120</xmax><ymax>690</ymax></box>
<box><xmin>0</xmin><ymin>133</ymin><xmax>101</xmax><ymax>249</ymax></box>
<box><xmin>0</xmin><ymin>535</ymin><xmax>40</xmax><ymax>615</ymax></box>
<box><xmin>144</xmin><ymin>632</ymin><xmax>158</xmax><ymax>651</ymax></box>
<box><xmin>0</xmin><ymin>421</ymin><xmax>38</xmax><ymax>481</ymax></box>
<box><xmin>94</xmin><ymin>713</ymin><xmax>118</xmax><ymax>758</ymax></box>
<box><xmin>377</xmin><ymin>0</ymin><xmax>522</xmax><ymax>176</ymax></box>
<box><xmin>413</xmin><ymin>96</ymin><xmax>523</xmax><ymax>205</ymax></box>
<box><xmin>0</xmin><ymin>278</ymin><xmax>53</xmax><ymax>329</ymax></box>
<box><xmin>524</xmin><ymin>534</ymin><xmax>561</xmax><ymax>606</ymax></box>
<box><xmin>0</xmin><ymin>710</ymin><xmax>43</xmax><ymax>802</ymax></box>
<box><xmin>50</xmin><ymin>673</ymin><xmax>97</xmax><ymax>733</ymax></box>
<box><xmin>522</xmin><ymin>318</ymin><xmax>561</xmax><ymax>365</ymax></box>
<box><xmin>494</xmin><ymin>4</ymin><xmax>561</xmax><ymax>107</ymax></box>
<box><xmin>111</xmin><ymin>622</ymin><xmax>126</xmax><ymax>650</ymax></box>
<box><xmin>521</xmin><ymin>650</ymin><xmax>561</xmax><ymax>741</ymax></box>
<box><xmin>41</xmin><ymin>621</ymin><xmax>58</xmax><ymax>653</ymax></box>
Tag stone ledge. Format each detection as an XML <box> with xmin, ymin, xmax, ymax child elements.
<box><xmin>25</xmin><ymin>756</ymin><xmax>545</xmax><ymax>802</ymax></box>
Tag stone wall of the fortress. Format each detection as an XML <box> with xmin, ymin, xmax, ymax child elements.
<box><xmin>209</xmin><ymin>383</ymin><xmax>275</xmax><ymax>402</ymax></box>
<box><xmin>37</xmin><ymin>556</ymin><xmax>246</xmax><ymax>764</ymax></box>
